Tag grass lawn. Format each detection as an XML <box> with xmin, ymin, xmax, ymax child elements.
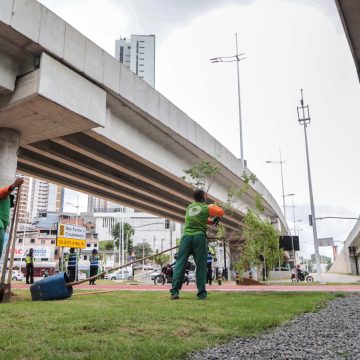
<box><xmin>0</xmin><ymin>290</ymin><xmax>336</xmax><ymax>360</ymax></box>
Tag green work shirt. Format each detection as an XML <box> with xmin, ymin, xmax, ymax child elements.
<box><xmin>0</xmin><ymin>196</ymin><xmax>10</xmax><ymax>229</ymax></box>
<box><xmin>183</xmin><ymin>202</ymin><xmax>209</xmax><ymax>236</ymax></box>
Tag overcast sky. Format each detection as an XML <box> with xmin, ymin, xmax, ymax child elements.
<box><xmin>39</xmin><ymin>0</ymin><xmax>360</xmax><ymax>259</ymax></box>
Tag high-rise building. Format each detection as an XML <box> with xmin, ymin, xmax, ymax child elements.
<box><xmin>16</xmin><ymin>174</ymin><xmax>31</xmax><ymax>224</ymax></box>
<box><xmin>29</xmin><ymin>179</ymin><xmax>64</xmax><ymax>219</ymax></box>
<box><xmin>115</xmin><ymin>35</ymin><xmax>155</xmax><ymax>87</ymax></box>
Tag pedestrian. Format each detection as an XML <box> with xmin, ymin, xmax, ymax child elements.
<box><xmin>206</xmin><ymin>247</ymin><xmax>214</xmax><ymax>285</ymax></box>
<box><xmin>66</xmin><ymin>248</ymin><xmax>77</xmax><ymax>282</ymax></box>
<box><xmin>291</xmin><ymin>267</ymin><xmax>296</xmax><ymax>281</ymax></box>
<box><xmin>295</xmin><ymin>264</ymin><xmax>301</xmax><ymax>282</ymax></box>
<box><xmin>0</xmin><ymin>178</ymin><xmax>23</xmax><ymax>259</ymax></box>
<box><xmin>89</xmin><ymin>249</ymin><xmax>100</xmax><ymax>285</ymax></box>
<box><xmin>170</xmin><ymin>188</ymin><xmax>224</xmax><ymax>300</ymax></box>
<box><xmin>25</xmin><ymin>248</ymin><xmax>34</xmax><ymax>284</ymax></box>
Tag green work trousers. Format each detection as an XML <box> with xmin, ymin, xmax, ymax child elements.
<box><xmin>0</xmin><ymin>228</ymin><xmax>5</xmax><ymax>259</ymax></box>
<box><xmin>170</xmin><ymin>233</ymin><xmax>208</xmax><ymax>298</ymax></box>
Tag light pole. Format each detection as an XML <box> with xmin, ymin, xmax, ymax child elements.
<box><xmin>266</xmin><ymin>149</ymin><xmax>286</xmax><ymax>220</ymax></box>
<box><xmin>297</xmin><ymin>89</ymin><xmax>321</xmax><ymax>280</ymax></box>
<box><xmin>284</xmin><ymin>194</ymin><xmax>296</xmax><ymax>234</ymax></box>
<box><xmin>284</xmin><ymin>193</ymin><xmax>296</xmax><ymax>262</ymax></box>
<box><xmin>211</xmin><ymin>33</ymin><xmax>246</xmax><ymax>173</ymax></box>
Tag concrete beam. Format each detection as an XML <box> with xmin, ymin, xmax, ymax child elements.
<box><xmin>0</xmin><ymin>53</ymin><xmax>106</xmax><ymax>144</ymax></box>
<box><xmin>0</xmin><ymin>52</ymin><xmax>18</xmax><ymax>94</ymax></box>
<box><xmin>336</xmin><ymin>0</ymin><xmax>360</xmax><ymax>81</ymax></box>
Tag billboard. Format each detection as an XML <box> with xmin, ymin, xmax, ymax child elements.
<box><xmin>56</xmin><ymin>223</ymin><xmax>86</xmax><ymax>249</ymax></box>
<box><xmin>279</xmin><ymin>236</ymin><xmax>300</xmax><ymax>251</ymax></box>
<box><xmin>13</xmin><ymin>247</ymin><xmax>52</xmax><ymax>259</ymax></box>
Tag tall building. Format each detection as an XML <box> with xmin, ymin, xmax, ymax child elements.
<box><xmin>16</xmin><ymin>174</ymin><xmax>31</xmax><ymax>224</ymax></box>
<box><xmin>115</xmin><ymin>35</ymin><xmax>155</xmax><ymax>87</ymax></box>
<box><xmin>29</xmin><ymin>179</ymin><xmax>64</xmax><ymax>219</ymax></box>
<box><xmin>87</xmin><ymin>196</ymin><xmax>108</xmax><ymax>214</ymax></box>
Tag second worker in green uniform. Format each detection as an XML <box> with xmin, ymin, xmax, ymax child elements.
<box><xmin>170</xmin><ymin>189</ymin><xmax>224</xmax><ymax>300</ymax></box>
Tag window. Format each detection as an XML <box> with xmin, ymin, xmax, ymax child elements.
<box><xmin>41</xmin><ymin>240</ymin><xmax>45</xmax><ymax>244</ymax></box>
<box><xmin>54</xmin><ymin>250</ymin><xmax>58</xmax><ymax>256</ymax></box>
<box><xmin>87</xmin><ymin>244</ymin><xmax>91</xmax><ymax>247</ymax></box>
<box><xmin>30</xmin><ymin>239</ymin><xmax>35</xmax><ymax>244</ymax></box>
<box><xmin>84</xmin><ymin>255</ymin><xmax>88</xmax><ymax>260</ymax></box>
<box><xmin>18</xmin><ymin>238</ymin><xmax>23</xmax><ymax>243</ymax></box>
<box><xmin>94</xmin><ymin>244</ymin><xmax>98</xmax><ymax>248</ymax></box>
<box><xmin>51</xmin><ymin>240</ymin><xmax>55</xmax><ymax>244</ymax></box>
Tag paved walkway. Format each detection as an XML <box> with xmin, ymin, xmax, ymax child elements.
<box><xmin>12</xmin><ymin>283</ymin><xmax>360</xmax><ymax>292</ymax></box>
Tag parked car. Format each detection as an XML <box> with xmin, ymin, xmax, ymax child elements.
<box><xmin>105</xmin><ymin>270</ymin><xmax>133</xmax><ymax>281</ymax></box>
<box><xmin>150</xmin><ymin>270</ymin><xmax>161</xmax><ymax>280</ymax></box>
<box><xmin>273</xmin><ymin>267</ymin><xmax>290</xmax><ymax>271</ymax></box>
<box><xmin>78</xmin><ymin>272</ymin><xmax>86</xmax><ymax>281</ymax></box>
<box><xmin>2</xmin><ymin>270</ymin><xmax>24</xmax><ymax>281</ymax></box>
<box><xmin>188</xmin><ymin>271</ymin><xmax>196</xmax><ymax>282</ymax></box>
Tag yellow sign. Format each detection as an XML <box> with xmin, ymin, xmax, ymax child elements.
<box><xmin>56</xmin><ymin>223</ymin><xmax>86</xmax><ymax>249</ymax></box>
<box><xmin>56</xmin><ymin>238</ymin><xmax>86</xmax><ymax>249</ymax></box>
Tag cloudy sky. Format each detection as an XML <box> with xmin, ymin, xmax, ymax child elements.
<box><xmin>39</xmin><ymin>0</ymin><xmax>360</xmax><ymax>258</ymax></box>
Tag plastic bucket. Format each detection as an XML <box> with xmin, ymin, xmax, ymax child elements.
<box><xmin>30</xmin><ymin>272</ymin><xmax>73</xmax><ymax>301</ymax></box>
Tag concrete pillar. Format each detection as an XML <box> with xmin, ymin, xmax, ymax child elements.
<box><xmin>0</xmin><ymin>128</ymin><xmax>20</xmax><ymax>187</ymax></box>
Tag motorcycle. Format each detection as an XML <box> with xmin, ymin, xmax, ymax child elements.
<box><xmin>154</xmin><ymin>264</ymin><xmax>189</xmax><ymax>285</ymax></box>
<box><xmin>292</xmin><ymin>269</ymin><xmax>314</xmax><ymax>283</ymax></box>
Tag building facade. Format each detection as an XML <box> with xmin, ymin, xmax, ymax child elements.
<box><xmin>115</xmin><ymin>35</ymin><xmax>155</xmax><ymax>87</ymax></box>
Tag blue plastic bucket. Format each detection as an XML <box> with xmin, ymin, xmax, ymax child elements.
<box><xmin>30</xmin><ymin>272</ymin><xmax>73</xmax><ymax>301</ymax></box>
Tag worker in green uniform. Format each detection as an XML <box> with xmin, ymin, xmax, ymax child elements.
<box><xmin>0</xmin><ymin>178</ymin><xmax>23</xmax><ymax>259</ymax></box>
<box><xmin>170</xmin><ymin>189</ymin><xmax>224</xmax><ymax>300</ymax></box>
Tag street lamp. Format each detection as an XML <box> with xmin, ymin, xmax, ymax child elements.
<box><xmin>297</xmin><ymin>89</ymin><xmax>321</xmax><ymax>281</ymax></box>
<box><xmin>211</xmin><ymin>33</ymin><xmax>246</xmax><ymax>173</ymax></box>
<box><xmin>284</xmin><ymin>193</ymin><xmax>296</xmax><ymax>235</ymax></box>
<box><xmin>266</xmin><ymin>149</ymin><xmax>286</xmax><ymax>220</ymax></box>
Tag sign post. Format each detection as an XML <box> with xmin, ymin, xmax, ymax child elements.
<box><xmin>56</xmin><ymin>223</ymin><xmax>86</xmax><ymax>280</ymax></box>
<box><xmin>56</xmin><ymin>223</ymin><xmax>86</xmax><ymax>249</ymax></box>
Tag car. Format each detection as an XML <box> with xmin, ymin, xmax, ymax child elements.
<box><xmin>188</xmin><ymin>271</ymin><xmax>196</xmax><ymax>282</ymax></box>
<box><xmin>150</xmin><ymin>270</ymin><xmax>161</xmax><ymax>280</ymax></box>
<box><xmin>143</xmin><ymin>265</ymin><xmax>154</xmax><ymax>270</ymax></box>
<box><xmin>2</xmin><ymin>270</ymin><xmax>24</xmax><ymax>281</ymax></box>
<box><xmin>105</xmin><ymin>270</ymin><xmax>133</xmax><ymax>281</ymax></box>
<box><xmin>273</xmin><ymin>267</ymin><xmax>290</xmax><ymax>272</ymax></box>
<box><xmin>78</xmin><ymin>272</ymin><xmax>86</xmax><ymax>280</ymax></box>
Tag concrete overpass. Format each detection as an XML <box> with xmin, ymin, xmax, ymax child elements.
<box><xmin>329</xmin><ymin>219</ymin><xmax>360</xmax><ymax>275</ymax></box>
<box><xmin>0</xmin><ymin>0</ymin><xmax>288</xmax><ymax>235</ymax></box>
<box><xmin>336</xmin><ymin>0</ymin><xmax>360</xmax><ymax>81</ymax></box>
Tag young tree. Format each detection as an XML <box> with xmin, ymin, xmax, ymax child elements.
<box><xmin>182</xmin><ymin>160</ymin><xmax>284</xmax><ymax>280</ymax></box>
<box><xmin>182</xmin><ymin>159</ymin><xmax>219</xmax><ymax>193</ymax></box>
<box><xmin>112</xmin><ymin>222</ymin><xmax>134</xmax><ymax>255</ymax></box>
<box><xmin>153</xmin><ymin>254</ymin><xmax>171</xmax><ymax>267</ymax></box>
<box><xmin>237</xmin><ymin>210</ymin><xmax>284</xmax><ymax>280</ymax></box>
<box><xmin>99</xmin><ymin>240</ymin><xmax>114</xmax><ymax>251</ymax></box>
<box><xmin>134</xmin><ymin>242</ymin><xmax>153</xmax><ymax>260</ymax></box>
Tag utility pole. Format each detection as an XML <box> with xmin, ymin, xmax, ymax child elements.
<box><xmin>211</xmin><ymin>34</ymin><xmax>246</xmax><ymax>173</ymax></box>
<box><xmin>297</xmin><ymin>89</ymin><xmax>321</xmax><ymax>280</ymax></box>
<box><xmin>266</xmin><ymin>149</ymin><xmax>287</xmax><ymax>220</ymax></box>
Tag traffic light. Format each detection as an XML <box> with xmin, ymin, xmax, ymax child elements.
<box><xmin>308</xmin><ymin>214</ymin><xmax>313</xmax><ymax>226</ymax></box>
<box><xmin>165</xmin><ymin>219</ymin><xmax>170</xmax><ymax>229</ymax></box>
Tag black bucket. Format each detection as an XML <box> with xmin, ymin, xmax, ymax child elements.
<box><xmin>30</xmin><ymin>272</ymin><xmax>73</xmax><ymax>301</ymax></box>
